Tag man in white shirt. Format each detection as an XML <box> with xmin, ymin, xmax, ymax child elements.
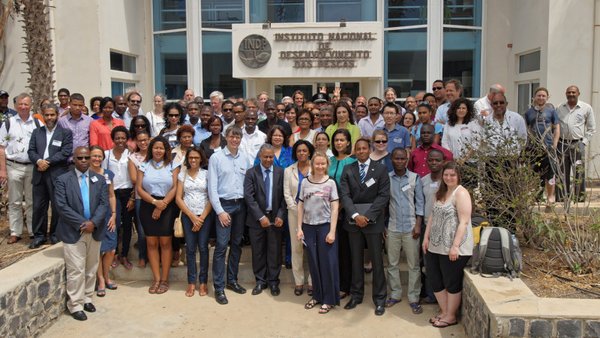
<box><xmin>435</xmin><ymin>79</ymin><xmax>462</xmax><ymax>125</ymax></box>
<box><xmin>241</xmin><ymin>110</ymin><xmax>266</xmax><ymax>164</ymax></box>
<box><xmin>474</xmin><ymin>84</ymin><xmax>505</xmax><ymax>118</ymax></box>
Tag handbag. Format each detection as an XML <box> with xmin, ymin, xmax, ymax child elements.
<box><xmin>173</xmin><ymin>171</ymin><xmax>186</xmax><ymax>238</ymax></box>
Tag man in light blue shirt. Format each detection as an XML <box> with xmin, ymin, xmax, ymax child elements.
<box><xmin>385</xmin><ymin>148</ymin><xmax>424</xmax><ymax>314</ymax></box>
<box><xmin>208</xmin><ymin>125</ymin><xmax>251</xmax><ymax>304</ymax></box>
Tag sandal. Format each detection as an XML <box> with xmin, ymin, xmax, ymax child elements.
<box><xmin>148</xmin><ymin>281</ymin><xmax>160</xmax><ymax>294</ymax></box>
<box><xmin>304</xmin><ymin>299</ymin><xmax>319</xmax><ymax>310</ymax></box>
<box><xmin>120</xmin><ymin>257</ymin><xmax>133</xmax><ymax>270</ymax></box>
<box><xmin>432</xmin><ymin>319</ymin><xmax>458</xmax><ymax>328</ymax></box>
<box><xmin>319</xmin><ymin>304</ymin><xmax>333</xmax><ymax>314</ymax></box>
<box><xmin>409</xmin><ymin>302</ymin><xmax>423</xmax><ymax>314</ymax></box>
<box><xmin>156</xmin><ymin>281</ymin><xmax>169</xmax><ymax>294</ymax></box>
<box><xmin>294</xmin><ymin>285</ymin><xmax>304</xmax><ymax>296</ymax></box>
<box><xmin>198</xmin><ymin>283</ymin><xmax>208</xmax><ymax>296</ymax></box>
<box><xmin>138</xmin><ymin>259</ymin><xmax>146</xmax><ymax>268</ymax></box>
<box><xmin>385</xmin><ymin>298</ymin><xmax>401</xmax><ymax>308</ymax></box>
<box><xmin>429</xmin><ymin>314</ymin><xmax>442</xmax><ymax>324</ymax></box>
<box><xmin>111</xmin><ymin>256</ymin><xmax>119</xmax><ymax>269</ymax></box>
<box><xmin>106</xmin><ymin>282</ymin><xmax>118</xmax><ymax>290</ymax></box>
<box><xmin>96</xmin><ymin>289</ymin><xmax>106</xmax><ymax>297</ymax></box>
<box><xmin>185</xmin><ymin>284</ymin><xmax>195</xmax><ymax>297</ymax></box>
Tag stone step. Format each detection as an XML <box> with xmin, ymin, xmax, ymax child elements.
<box><xmin>110</xmin><ymin>244</ymin><xmax>411</xmax><ymax>284</ymax></box>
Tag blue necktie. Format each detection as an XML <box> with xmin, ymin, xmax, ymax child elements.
<box><xmin>359</xmin><ymin>163</ymin><xmax>367</xmax><ymax>183</ymax></box>
<box><xmin>81</xmin><ymin>173</ymin><xmax>91</xmax><ymax>219</ymax></box>
<box><xmin>264</xmin><ymin>169</ymin><xmax>271</xmax><ymax>211</ymax></box>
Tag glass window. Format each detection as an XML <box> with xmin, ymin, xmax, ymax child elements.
<box><xmin>443</xmin><ymin>0</ymin><xmax>482</xmax><ymax>26</ymax></box>
<box><xmin>274</xmin><ymin>85</ymin><xmax>314</xmax><ymax>103</ymax></box>
<box><xmin>250</xmin><ymin>0</ymin><xmax>304</xmax><ymax>23</ymax></box>
<box><xmin>385</xmin><ymin>29</ymin><xmax>427</xmax><ymax>98</ymax></box>
<box><xmin>153</xmin><ymin>0</ymin><xmax>186</xmax><ymax>31</ymax></box>
<box><xmin>517</xmin><ymin>82</ymin><xmax>539</xmax><ymax>115</ymax></box>
<box><xmin>110</xmin><ymin>51</ymin><xmax>136</xmax><ymax>73</ymax></box>
<box><xmin>519</xmin><ymin>51</ymin><xmax>541</xmax><ymax>73</ymax></box>
<box><xmin>154</xmin><ymin>32</ymin><xmax>187</xmax><ymax>99</ymax></box>
<box><xmin>202</xmin><ymin>31</ymin><xmax>244</xmax><ymax>98</ymax></box>
<box><xmin>111</xmin><ymin>81</ymin><xmax>137</xmax><ymax>98</ymax></box>
<box><xmin>386</xmin><ymin>0</ymin><xmax>427</xmax><ymax>28</ymax></box>
<box><xmin>317</xmin><ymin>0</ymin><xmax>376</xmax><ymax>22</ymax></box>
<box><xmin>202</xmin><ymin>0</ymin><xmax>244</xmax><ymax>29</ymax></box>
<box><xmin>443</xmin><ymin>28</ymin><xmax>481</xmax><ymax>98</ymax></box>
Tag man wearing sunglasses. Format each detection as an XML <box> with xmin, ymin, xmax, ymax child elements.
<box><xmin>431</xmin><ymin>80</ymin><xmax>446</xmax><ymax>108</ymax></box>
<box><xmin>123</xmin><ymin>91</ymin><xmax>143</xmax><ymax>128</ymax></box>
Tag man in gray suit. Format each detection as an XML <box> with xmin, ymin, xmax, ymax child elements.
<box><xmin>244</xmin><ymin>144</ymin><xmax>286</xmax><ymax>296</ymax></box>
<box><xmin>28</xmin><ymin>103</ymin><xmax>73</xmax><ymax>248</ymax></box>
<box><xmin>54</xmin><ymin>146</ymin><xmax>108</xmax><ymax>321</ymax></box>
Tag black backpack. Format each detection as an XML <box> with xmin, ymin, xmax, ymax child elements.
<box><xmin>471</xmin><ymin>227</ymin><xmax>521</xmax><ymax>279</ymax></box>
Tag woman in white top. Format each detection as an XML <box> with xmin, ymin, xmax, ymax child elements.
<box><xmin>176</xmin><ymin>146</ymin><xmax>212</xmax><ymax>297</ymax></box>
<box><xmin>422</xmin><ymin>161</ymin><xmax>473</xmax><ymax>328</ymax></box>
<box><xmin>290</xmin><ymin>109</ymin><xmax>317</xmax><ymax>146</ymax></box>
<box><xmin>441</xmin><ymin>98</ymin><xmax>481</xmax><ymax>162</ymax></box>
<box><xmin>147</xmin><ymin>93</ymin><xmax>166</xmax><ymax>137</ymax></box>
<box><xmin>128</xmin><ymin>131</ymin><xmax>150</xmax><ymax>267</ymax></box>
<box><xmin>313</xmin><ymin>131</ymin><xmax>334</xmax><ymax>158</ymax></box>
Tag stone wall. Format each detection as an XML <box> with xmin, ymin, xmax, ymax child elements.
<box><xmin>462</xmin><ymin>272</ymin><xmax>600</xmax><ymax>337</ymax></box>
<box><xmin>0</xmin><ymin>245</ymin><xmax>66</xmax><ymax>338</ymax></box>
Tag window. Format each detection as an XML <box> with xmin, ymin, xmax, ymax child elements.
<box><xmin>317</xmin><ymin>0</ymin><xmax>376</xmax><ymax>22</ymax></box>
<box><xmin>519</xmin><ymin>51</ymin><xmax>541</xmax><ymax>73</ymax></box>
<box><xmin>250</xmin><ymin>0</ymin><xmax>304</xmax><ymax>23</ymax></box>
<box><xmin>154</xmin><ymin>32</ymin><xmax>188</xmax><ymax>99</ymax></box>
<box><xmin>110</xmin><ymin>51</ymin><xmax>137</xmax><ymax>73</ymax></box>
<box><xmin>111</xmin><ymin>81</ymin><xmax>137</xmax><ymax>98</ymax></box>
<box><xmin>443</xmin><ymin>0</ymin><xmax>482</xmax><ymax>26</ymax></box>
<box><xmin>202</xmin><ymin>0</ymin><xmax>244</xmax><ymax>29</ymax></box>
<box><xmin>386</xmin><ymin>0</ymin><xmax>427</xmax><ymax>28</ymax></box>
<box><xmin>517</xmin><ymin>81</ymin><xmax>540</xmax><ymax>115</ymax></box>
<box><xmin>202</xmin><ymin>31</ymin><xmax>244</xmax><ymax>98</ymax></box>
<box><xmin>443</xmin><ymin>28</ymin><xmax>481</xmax><ymax>98</ymax></box>
<box><xmin>153</xmin><ymin>0</ymin><xmax>186</xmax><ymax>31</ymax></box>
<box><xmin>385</xmin><ymin>29</ymin><xmax>427</xmax><ymax>97</ymax></box>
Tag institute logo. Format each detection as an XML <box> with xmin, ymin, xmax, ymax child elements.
<box><xmin>239</xmin><ymin>34</ymin><xmax>271</xmax><ymax>68</ymax></box>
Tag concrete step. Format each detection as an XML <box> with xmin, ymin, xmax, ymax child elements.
<box><xmin>110</xmin><ymin>244</ymin><xmax>411</xmax><ymax>284</ymax></box>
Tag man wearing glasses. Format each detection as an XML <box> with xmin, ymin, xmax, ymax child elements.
<box><xmin>123</xmin><ymin>92</ymin><xmax>143</xmax><ymax>128</ymax></box>
<box><xmin>474</xmin><ymin>84</ymin><xmax>506</xmax><ymax>118</ymax></box>
<box><xmin>57</xmin><ymin>88</ymin><xmax>71</xmax><ymax>115</ymax></box>
<box><xmin>431</xmin><ymin>80</ymin><xmax>446</xmax><ymax>108</ymax></box>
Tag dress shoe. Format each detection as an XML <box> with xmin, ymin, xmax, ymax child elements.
<box><xmin>71</xmin><ymin>311</ymin><xmax>87</xmax><ymax>321</ymax></box>
<box><xmin>7</xmin><ymin>235</ymin><xmax>21</xmax><ymax>244</ymax></box>
<box><xmin>50</xmin><ymin>234</ymin><xmax>60</xmax><ymax>245</ymax></box>
<box><xmin>270</xmin><ymin>285</ymin><xmax>281</xmax><ymax>296</ymax></box>
<box><xmin>375</xmin><ymin>305</ymin><xmax>385</xmax><ymax>316</ymax></box>
<box><xmin>285</xmin><ymin>261</ymin><xmax>292</xmax><ymax>269</ymax></box>
<box><xmin>252</xmin><ymin>284</ymin><xmax>267</xmax><ymax>295</ymax></box>
<box><xmin>344</xmin><ymin>298</ymin><xmax>362</xmax><ymax>310</ymax></box>
<box><xmin>83</xmin><ymin>303</ymin><xmax>96</xmax><ymax>313</ymax></box>
<box><xmin>215</xmin><ymin>291</ymin><xmax>228</xmax><ymax>305</ymax></box>
<box><xmin>226</xmin><ymin>282</ymin><xmax>247</xmax><ymax>294</ymax></box>
<box><xmin>28</xmin><ymin>238</ymin><xmax>46</xmax><ymax>249</ymax></box>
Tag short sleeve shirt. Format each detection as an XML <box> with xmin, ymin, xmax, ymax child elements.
<box><xmin>140</xmin><ymin>161</ymin><xmax>179</xmax><ymax>197</ymax></box>
<box><xmin>178</xmin><ymin>169</ymin><xmax>208</xmax><ymax>215</ymax></box>
<box><xmin>299</xmin><ymin>177</ymin><xmax>338</xmax><ymax>225</ymax></box>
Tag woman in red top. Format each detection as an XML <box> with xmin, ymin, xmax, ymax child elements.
<box><xmin>90</xmin><ymin>97</ymin><xmax>125</xmax><ymax>150</ymax></box>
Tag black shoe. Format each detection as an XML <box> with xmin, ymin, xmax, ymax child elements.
<box><xmin>285</xmin><ymin>261</ymin><xmax>292</xmax><ymax>269</ymax></box>
<box><xmin>71</xmin><ymin>311</ymin><xmax>87</xmax><ymax>321</ymax></box>
<box><xmin>83</xmin><ymin>303</ymin><xmax>96</xmax><ymax>313</ymax></box>
<box><xmin>50</xmin><ymin>234</ymin><xmax>60</xmax><ymax>245</ymax></box>
<box><xmin>252</xmin><ymin>284</ymin><xmax>267</xmax><ymax>295</ymax></box>
<box><xmin>28</xmin><ymin>238</ymin><xmax>46</xmax><ymax>249</ymax></box>
<box><xmin>375</xmin><ymin>305</ymin><xmax>385</xmax><ymax>316</ymax></box>
<box><xmin>226</xmin><ymin>282</ymin><xmax>247</xmax><ymax>294</ymax></box>
<box><xmin>270</xmin><ymin>285</ymin><xmax>281</xmax><ymax>296</ymax></box>
<box><xmin>215</xmin><ymin>291</ymin><xmax>228</xmax><ymax>305</ymax></box>
<box><xmin>344</xmin><ymin>298</ymin><xmax>362</xmax><ymax>310</ymax></box>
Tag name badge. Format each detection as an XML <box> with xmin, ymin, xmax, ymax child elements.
<box><xmin>365</xmin><ymin>177</ymin><xmax>375</xmax><ymax>187</ymax></box>
<box><xmin>402</xmin><ymin>184</ymin><xmax>410</xmax><ymax>192</ymax></box>
<box><xmin>430</xmin><ymin>182</ymin><xmax>439</xmax><ymax>189</ymax></box>
<box><xmin>169</xmin><ymin>135</ymin><xmax>176</xmax><ymax>142</ymax></box>
<box><xmin>52</xmin><ymin>140</ymin><xmax>62</xmax><ymax>147</ymax></box>
<box><xmin>90</xmin><ymin>176</ymin><xmax>98</xmax><ymax>183</ymax></box>
<box><xmin>393</xmin><ymin>137</ymin><xmax>402</xmax><ymax>145</ymax></box>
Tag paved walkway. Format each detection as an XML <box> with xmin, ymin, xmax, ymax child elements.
<box><xmin>42</xmin><ymin>280</ymin><xmax>465</xmax><ymax>337</ymax></box>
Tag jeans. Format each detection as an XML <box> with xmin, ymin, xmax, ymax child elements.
<box><xmin>182</xmin><ymin>213</ymin><xmax>213</xmax><ymax>284</ymax></box>
<box><xmin>115</xmin><ymin>188</ymin><xmax>133</xmax><ymax>258</ymax></box>
<box><xmin>213</xmin><ymin>199</ymin><xmax>246</xmax><ymax>292</ymax></box>
<box><xmin>135</xmin><ymin>199</ymin><xmax>147</xmax><ymax>260</ymax></box>
<box><xmin>386</xmin><ymin>231</ymin><xmax>421</xmax><ymax>303</ymax></box>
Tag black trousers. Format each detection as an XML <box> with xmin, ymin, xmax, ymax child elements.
<box><xmin>31</xmin><ymin>174</ymin><xmax>59</xmax><ymax>239</ymax></box>
<box><xmin>249</xmin><ymin>225</ymin><xmax>283</xmax><ymax>286</ymax></box>
<box><xmin>337</xmin><ymin>213</ymin><xmax>352</xmax><ymax>293</ymax></box>
<box><xmin>348</xmin><ymin>230</ymin><xmax>386</xmax><ymax>306</ymax></box>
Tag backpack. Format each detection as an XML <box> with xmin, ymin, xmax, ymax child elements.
<box><xmin>470</xmin><ymin>226</ymin><xmax>522</xmax><ymax>279</ymax></box>
<box><xmin>2</xmin><ymin>115</ymin><xmax>42</xmax><ymax>132</ymax></box>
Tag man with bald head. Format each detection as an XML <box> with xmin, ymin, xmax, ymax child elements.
<box><xmin>183</xmin><ymin>89</ymin><xmax>195</xmax><ymax>103</ymax></box>
<box><xmin>474</xmin><ymin>84</ymin><xmax>506</xmax><ymax>117</ymax></box>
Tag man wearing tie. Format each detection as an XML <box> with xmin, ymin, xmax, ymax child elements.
<box><xmin>28</xmin><ymin>103</ymin><xmax>73</xmax><ymax>248</ymax></box>
<box><xmin>244</xmin><ymin>144</ymin><xmax>286</xmax><ymax>296</ymax></box>
<box><xmin>340</xmin><ymin>138</ymin><xmax>390</xmax><ymax>316</ymax></box>
<box><xmin>54</xmin><ymin>147</ymin><xmax>108</xmax><ymax>321</ymax></box>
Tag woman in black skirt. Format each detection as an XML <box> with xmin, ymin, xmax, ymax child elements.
<box><xmin>136</xmin><ymin>136</ymin><xmax>180</xmax><ymax>294</ymax></box>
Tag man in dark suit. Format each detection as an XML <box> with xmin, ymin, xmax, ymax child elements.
<box><xmin>28</xmin><ymin>103</ymin><xmax>73</xmax><ymax>248</ymax></box>
<box><xmin>54</xmin><ymin>146</ymin><xmax>108</xmax><ymax>321</ymax></box>
<box><xmin>244</xmin><ymin>144</ymin><xmax>286</xmax><ymax>296</ymax></box>
<box><xmin>340</xmin><ymin>137</ymin><xmax>390</xmax><ymax>316</ymax></box>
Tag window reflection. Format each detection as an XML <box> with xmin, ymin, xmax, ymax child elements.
<box><xmin>387</xmin><ymin>0</ymin><xmax>427</xmax><ymax>28</ymax></box>
<box><xmin>202</xmin><ymin>31</ymin><xmax>244</xmax><ymax>98</ymax></box>
<box><xmin>202</xmin><ymin>0</ymin><xmax>244</xmax><ymax>29</ymax></box>
<box><xmin>317</xmin><ymin>0</ymin><xmax>376</xmax><ymax>22</ymax></box>
<box><xmin>443</xmin><ymin>0</ymin><xmax>482</xmax><ymax>26</ymax></box>
<box><xmin>250</xmin><ymin>0</ymin><xmax>304</xmax><ymax>23</ymax></box>
<box><xmin>385</xmin><ymin>29</ymin><xmax>427</xmax><ymax>97</ymax></box>
<box><xmin>153</xmin><ymin>0</ymin><xmax>186</xmax><ymax>31</ymax></box>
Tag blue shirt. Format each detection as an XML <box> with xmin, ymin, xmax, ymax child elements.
<box><xmin>140</xmin><ymin>161</ymin><xmax>179</xmax><ymax>197</ymax></box>
<box><xmin>388</xmin><ymin>169</ymin><xmax>424</xmax><ymax>233</ymax></box>
<box><xmin>192</xmin><ymin>124</ymin><xmax>211</xmax><ymax>145</ymax></box>
<box><xmin>524</xmin><ymin>105</ymin><xmax>559</xmax><ymax>147</ymax></box>
<box><xmin>379</xmin><ymin>124</ymin><xmax>411</xmax><ymax>152</ymax></box>
<box><xmin>328</xmin><ymin>155</ymin><xmax>356</xmax><ymax>185</ymax></box>
<box><xmin>412</xmin><ymin>122</ymin><xmax>443</xmax><ymax>146</ymax></box>
<box><xmin>254</xmin><ymin>146</ymin><xmax>293</xmax><ymax>168</ymax></box>
<box><xmin>208</xmin><ymin>146</ymin><xmax>252</xmax><ymax>214</ymax></box>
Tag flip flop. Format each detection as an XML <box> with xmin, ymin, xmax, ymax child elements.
<box><xmin>429</xmin><ymin>315</ymin><xmax>442</xmax><ymax>324</ymax></box>
<box><xmin>106</xmin><ymin>282</ymin><xmax>118</xmax><ymax>290</ymax></box>
<box><xmin>319</xmin><ymin>304</ymin><xmax>333</xmax><ymax>314</ymax></box>
<box><xmin>304</xmin><ymin>299</ymin><xmax>319</xmax><ymax>310</ymax></box>
<box><xmin>432</xmin><ymin>319</ymin><xmax>458</xmax><ymax>328</ymax></box>
<box><xmin>96</xmin><ymin>289</ymin><xmax>106</xmax><ymax>297</ymax></box>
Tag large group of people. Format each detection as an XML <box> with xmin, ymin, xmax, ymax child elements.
<box><xmin>0</xmin><ymin>80</ymin><xmax>595</xmax><ymax>325</ymax></box>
